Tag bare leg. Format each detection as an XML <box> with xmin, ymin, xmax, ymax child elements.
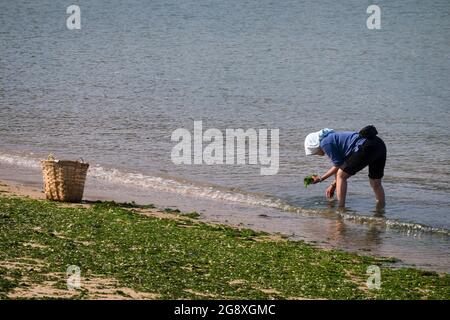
<box><xmin>336</xmin><ymin>169</ymin><xmax>351</xmax><ymax>208</ymax></box>
<box><xmin>369</xmin><ymin>178</ymin><xmax>385</xmax><ymax>210</ymax></box>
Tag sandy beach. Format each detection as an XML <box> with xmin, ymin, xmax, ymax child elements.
<box><xmin>0</xmin><ymin>180</ymin><xmax>43</xmax><ymax>200</ymax></box>
<box><xmin>0</xmin><ymin>179</ymin><xmax>176</xmax><ymax>299</ymax></box>
<box><xmin>1</xmin><ymin>178</ymin><xmax>449</xmax><ymax>300</ymax></box>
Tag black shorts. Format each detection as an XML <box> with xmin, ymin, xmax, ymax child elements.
<box><xmin>341</xmin><ymin>136</ymin><xmax>387</xmax><ymax>179</ymax></box>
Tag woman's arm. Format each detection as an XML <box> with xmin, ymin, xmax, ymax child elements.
<box><xmin>312</xmin><ymin>166</ymin><xmax>339</xmax><ymax>184</ymax></box>
<box><xmin>325</xmin><ymin>173</ymin><xmax>337</xmax><ymax>198</ymax></box>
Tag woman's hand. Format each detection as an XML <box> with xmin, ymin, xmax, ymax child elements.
<box><xmin>325</xmin><ymin>183</ymin><xmax>336</xmax><ymax>198</ymax></box>
<box><xmin>311</xmin><ymin>175</ymin><xmax>322</xmax><ymax>184</ymax></box>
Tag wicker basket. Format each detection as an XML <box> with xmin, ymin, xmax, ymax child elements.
<box><xmin>41</xmin><ymin>160</ymin><xmax>89</xmax><ymax>203</ymax></box>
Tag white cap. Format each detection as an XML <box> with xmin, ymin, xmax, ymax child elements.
<box><xmin>304</xmin><ymin>128</ymin><xmax>334</xmax><ymax>156</ymax></box>
<box><xmin>304</xmin><ymin>131</ymin><xmax>322</xmax><ymax>155</ymax></box>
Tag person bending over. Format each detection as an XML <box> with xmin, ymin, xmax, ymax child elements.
<box><xmin>304</xmin><ymin>126</ymin><xmax>386</xmax><ymax>209</ymax></box>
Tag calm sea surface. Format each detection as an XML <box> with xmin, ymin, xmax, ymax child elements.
<box><xmin>1</xmin><ymin>1</ymin><xmax>449</xmax><ymax>270</ymax></box>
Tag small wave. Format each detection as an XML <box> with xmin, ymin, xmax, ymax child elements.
<box><xmin>336</xmin><ymin>212</ymin><xmax>450</xmax><ymax>236</ymax></box>
<box><xmin>0</xmin><ymin>153</ymin><xmax>41</xmax><ymax>169</ymax></box>
<box><xmin>0</xmin><ymin>151</ymin><xmax>448</xmax><ymax>236</ymax></box>
<box><xmin>89</xmin><ymin>165</ymin><xmax>287</xmax><ymax>209</ymax></box>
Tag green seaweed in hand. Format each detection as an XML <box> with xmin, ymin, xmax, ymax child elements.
<box><xmin>304</xmin><ymin>174</ymin><xmax>318</xmax><ymax>188</ymax></box>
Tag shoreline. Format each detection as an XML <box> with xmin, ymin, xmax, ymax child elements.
<box><xmin>0</xmin><ymin>180</ymin><xmax>449</xmax><ymax>299</ymax></box>
<box><xmin>1</xmin><ymin>162</ymin><xmax>450</xmax><ymax>274</ymax></box>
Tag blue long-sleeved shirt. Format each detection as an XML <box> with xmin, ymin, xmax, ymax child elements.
<box><xmin>320</xmin><ymin>132</ymin><xmax>366</xmax><ymax>166</ymax></box>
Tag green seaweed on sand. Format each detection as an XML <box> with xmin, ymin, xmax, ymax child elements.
<box><xmin>91</xmin><ymin>200</ymin><xmax>155</xmax><ymax>209</ymax></box>
<box><xmin>181</xmin><ymin>211</ymin><xmax>201</xmax><ymax>219</ymax></box>
<box><xmin>0</xmin><ymin>196</ymin><xmax>449</xmax><ymax>300</ymax></box>
<box><xmin>164</xmin><ymin>208</ymin><xmax>181</xmax><ymax>214</ymax></box>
